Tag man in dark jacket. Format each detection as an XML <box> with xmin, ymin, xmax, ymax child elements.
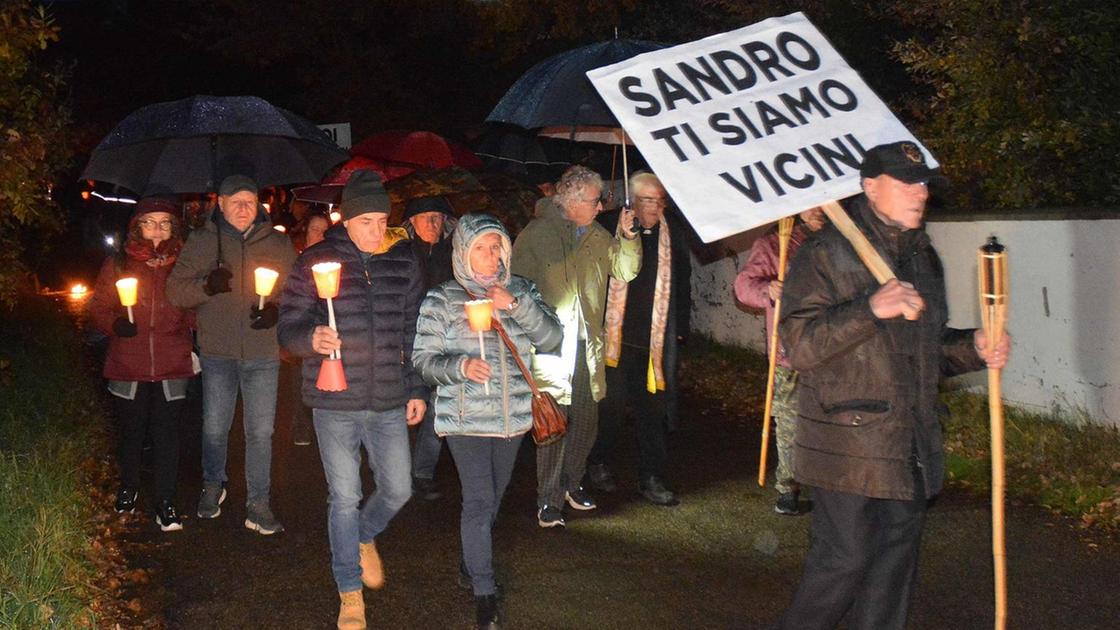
<box><xmin>402</xmin><ymin>196</ymin><xmax>456</xmax><ymax>501</ymax></box>
<box><xmin>587</xmin><ymin>172</ymin><xmax>692</xmax><ymax>506</ymax></box>
<box><xmin>278</xmin><ymin>170</ymin><xmax>428</xmax><ymax>626</ymax></box>
<box><xmin>167</xmin><ymin>175</ymin><xmax>295</xmax><ymax>535</ymax></box>
<box><xmin>774</xmin><ymin>142</ymin><xmax>1009</xmax><ymax>630</ymax></box>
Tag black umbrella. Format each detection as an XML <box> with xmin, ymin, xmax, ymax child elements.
<box><xmin>81</xmin><ymin>95</ymin><xmax>349</xmax><ymax>195</ymax></box>
<box><xmin>486</xmin><ymin>39</ymin><xmax>665</xmax><ymax>130</ymax></box>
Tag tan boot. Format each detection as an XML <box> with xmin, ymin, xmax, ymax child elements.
<box><xmin>358</xmin><ymin>540</ymin><xmax>385</xmax><ymax>589</ymax></box>
<box><xmin>338</xmin><ymin>590</ymin><xmax>366</xmax><ymax>630</ymax></box>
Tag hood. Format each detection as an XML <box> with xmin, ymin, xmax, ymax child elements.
<box><xmin>451</xmin><ymin>214</ymin><xmax>512</xmax><ymax>295</ymax></box>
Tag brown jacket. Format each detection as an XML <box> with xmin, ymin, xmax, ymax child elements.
<box><xmin>779</xmin><ymin>197</ymin><xmax>983</xmax><ymax>500</ymax></box>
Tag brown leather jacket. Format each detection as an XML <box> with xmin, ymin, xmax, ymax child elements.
<box><xmin>779</xmin><ymin>197</ymin><xmax>984</xmax><ymax>500</ymax></box>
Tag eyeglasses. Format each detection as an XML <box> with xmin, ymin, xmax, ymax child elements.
<box><xmin>577</xmin><ymin>196</ymin><xmax>605</xmax><ymax>206</ymax></box>
<box><xmin>138</xmin><ymin>219</ymin><xmax>173</xmax><ymax>230</ymax></box>
<box><xmin>635</xmin><ymin>196</ymin><xmax>667</xmax><ymax>206</ymax></box>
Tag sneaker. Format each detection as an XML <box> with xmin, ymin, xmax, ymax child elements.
<box><xmin>412</xmin><ymin>476</ymin><xmax>442</xmax><ymax>501</ymax></box>
<box><xmin>245</xmin><ymin>501</ymin><xmax>285</xmax><ymax>535</ymax></box>
<box><xmin>155</xmin><ymin>500</ymin><xmax>184</xmax><ymax>532</ymax></box>
<box><xmin>537</xmin><ymin>505</ymin><xmax>566</xmax><ymax>528</ymax></box>
<box><xmin>292</xmin><ymin>418</ymin><xmax>313</xmax><ymax>446</ymax></box>
<box><xmin>564</xmin><ymin>486</ymin><xmax>597</xmax><ymax>511</ymax></box>
<box><xmin>774</xmin><ymin>492</ymin><xmax>800</xmax><ymax>515</ymax></box>
<box><xmin>586</xmin><ymin>463</ymin><xmax>617</xmax><ymax>493</ymax></box>
<box><xmin>197</xmin><ymin>482</ymin><xmax>226</xmax><ymax>519</ymax></box>
<box><xmin>639</xmin><ymin>476</ymin><xmax>680</xmax><ymax>507</ymax></box>
<box><xmin>114</xmin><ymin>487</ymin><xmax>138</xmax><ymax>514</ymax></box>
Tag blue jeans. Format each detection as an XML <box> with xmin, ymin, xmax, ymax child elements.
<box><xmin>200</xmin><ymin>355</ymin><xmax>280</xmax><ymax>505</ymax></box>
<box><xmin>411</xmin><ymin>402</ymin><xmax>443</xmax><ymax>480</ymax></box>
<box><xmin>314</xmin><ymin>407</ymin><xmax>413</xmax><ymax>593</ymax></box>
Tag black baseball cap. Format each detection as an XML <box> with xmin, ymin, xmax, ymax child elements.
<box><xmin>859</xmin><ymin>141</ymin><xmax>939</xmax><ymax>184</ymax></box>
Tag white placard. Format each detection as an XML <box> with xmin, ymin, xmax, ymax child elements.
<box><xmin>588</xmin><ymin>12</ymin><xmax>936</xmax><ymax>242</ymax></box>
<box><xmin>318</xmin><ymin>122</ymin><xmax>352</xmax><ymax>149</ymax></box>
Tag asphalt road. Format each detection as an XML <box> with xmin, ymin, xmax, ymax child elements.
<box><xmin>118</xmin><ymin>363</ymin><xmax>1120</xmax><ymax>629</ymax></box>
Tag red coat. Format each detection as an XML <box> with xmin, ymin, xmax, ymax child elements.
<box><xmin>734</xmin><ymin>225</ymin><xmax>809</xmax><ymax>368</ymax></box>
<box><xmin>90</xmin><ymin>256</ymin><xmax>195</xmax><ymax>382</ymax></box>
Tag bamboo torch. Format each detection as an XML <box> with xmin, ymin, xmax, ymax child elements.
<box><xmin>758</xmin><ymin>216</ymin><xmax>795</xmax><ymax>487</ymax></box>
<box><xmin>978</xmin><ymin>236</ymin><xmax>1009</xmax><ymax>630</ymax></box>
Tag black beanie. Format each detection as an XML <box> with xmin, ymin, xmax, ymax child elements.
<box><xmin>340</xmin><ymin>170</ymin><xmax>391</xmax><ymax>220</ymax></box>
<box><xmin>403</xmin><ymin>196</ymin><xmax>455</xmax><ymax>221</ymax></box>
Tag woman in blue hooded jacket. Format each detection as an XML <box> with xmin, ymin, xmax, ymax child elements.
<box><xmin>413</xmin><ymin>214</ymin><xmax>561</xmax><ymax>629</ymax></box>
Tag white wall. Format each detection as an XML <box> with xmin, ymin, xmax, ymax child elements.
<box><xmin>689</xmin><ymin>217</ymin><xmax>1120</xmax><ymax>426</ymax></box>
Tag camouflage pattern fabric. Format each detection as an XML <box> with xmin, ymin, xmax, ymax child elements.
<box><xmin>772</xmin><ymin>366</ymin><xmax>800</xmax><ymax>495</ymax></box>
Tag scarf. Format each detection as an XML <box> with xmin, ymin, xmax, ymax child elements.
<box><xmin>604</xmin><ymin>215</ymin><xmax>672</xmax><ymax>393</ymax></box>
<box><xmin>124</xmin><ymin>235</ymin><xmax>182</xmax><ymax>268</ymax></box>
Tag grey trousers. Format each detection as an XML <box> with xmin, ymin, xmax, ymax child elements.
<box><xmin>446</xmin><ymin>434</ymin><xmax>524</xmax><ymax>596</ymax></box>
<box><xmin>536</xmin><ymin>344</ymin><xmax>598</xmax><ymax>508</ymax></box>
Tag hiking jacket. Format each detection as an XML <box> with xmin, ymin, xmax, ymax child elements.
<box><xmin>278</xmin><ymin>225</ymin><xmax>429</xmax><ymax>411</ymax></box>
<box><xmin>413</xmin><ymin>214</ymin><xmax>563</xmax><ymax>438</ymax></box>
<box><xmin>779</xmin><ymin>197</ymin><xmax>984</xmax><ymax>500</ymax></box>
<box><xmin>510</xmin><ymin>201</ymin><xmax>641</xmax><ymax>404</ymax></box>
<box><xmin>166</xmin><ymin>210</ymin><xmax>295</xmax><ymax>360</ymax></box>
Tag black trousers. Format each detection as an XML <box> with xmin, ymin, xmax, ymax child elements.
<box><xmin>113</xmin><ymin>381</ymin><xmax>185</xmax><ymax>502</ymax></box>
<box><xmin>589</xmin><ymin>344</ymin><xmax>668</xmax><ymax>480</ymax></box>
<box><xmin>776</xmin><ymin>486</ymin><xmax>927</xmax><ymax>630</ymax></box>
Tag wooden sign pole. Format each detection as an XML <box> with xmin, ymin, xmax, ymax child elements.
<box><xmin>758</xmin><ymin>216</ymin><xmax>795</xmax><ymax>487</ymax></box>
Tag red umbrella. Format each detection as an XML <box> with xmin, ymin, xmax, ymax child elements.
<box><xmin>351</xmin><ymin>130</ymin><xmax>482</xmax><ymax>171</ymax></box>
<box><xmin>324</xmin><ymin>155</ymin><xmax>413</xmax><ymax>185</ymax></box>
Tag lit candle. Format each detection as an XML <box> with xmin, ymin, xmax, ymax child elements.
<box><xmin>115</xmin><ymin>277</ymin><xmax>138</xmax><ymax>323</ymax></box>
<box><xmin>464</xmin><ymin>299</ymin><xmax>494</xmax><ymax>395</ymax></box>
<box><xmin>254</xmin><ymin>267</ymin><xmax>279</xmax><ymax>309</ymax></box>
<box><xmin>310</xmin><ymin>261</ymin><xmax>346</xmax><ymax>391</ymax></box>
<box><xmin>312</xmin><ymin>262</ymin><xmax>341</xmax><ymax>299</ymax></box>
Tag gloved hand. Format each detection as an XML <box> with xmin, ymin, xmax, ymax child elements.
<box><xmin>204</xmin><ymin>267</ymin><xmax>233</xmax><ymax>296</ymax></box>
<box><xmin>113</xmin><ymin>316</ymin><xmax>138</xmax><ymax>338</ymax></box>
<box><xmin>250</xmin><ymin>302</ymin><xmax>279</xmax><ymax>330</ymax></box>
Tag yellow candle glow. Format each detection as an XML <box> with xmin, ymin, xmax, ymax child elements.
<box><xmin>329</xmin><ymin>210</ymin><xmax>342</xmax><ymax>224</ymax></box>
<box><xmin>254</xmin><ymin>267</ymin><xmax>280</xmax><ymax>297</ymax></box>
<box><xmin>464</xmin><ymin>299</ymin><xmax>494</xmax><ymax>332</ymax></box>
<box><xmin>312</xmin><ymin>262</ymin><xmax>342</xmax><ymax>299</ymax></box>
<box><xmin>115</xmin><ymin>277</ymin><xmax>138</xmax><ymax>307</ymax></box>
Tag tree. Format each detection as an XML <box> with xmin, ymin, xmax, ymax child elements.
<box><xmin>0</xmin><ymin>2</ymin><xmax>71</xmax><ymax>304</ymax></box>
<box><xmin>892</xmin><ymin>0</ymin><xmax>1120</xmax><ymax>210</ymax></box>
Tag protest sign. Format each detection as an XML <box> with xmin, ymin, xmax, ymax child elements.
<box><xmin>588</xmin><ymin>12</ymin><xmax>936</xmax><ymax>242</ymax></box>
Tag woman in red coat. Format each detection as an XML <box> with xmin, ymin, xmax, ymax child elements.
<box><xmin>90</xmin><ymin>196</ymin><xmax>195</xmax><ymax>531</ymax></box>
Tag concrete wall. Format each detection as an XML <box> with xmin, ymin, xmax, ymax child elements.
<box><xmin>688</xmin><ymin>215</ymin><xmax>1120</xmax><ymax>426</ymax></box>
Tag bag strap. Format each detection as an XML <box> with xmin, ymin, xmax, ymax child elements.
<box><xmin>465</xmin><ymin>287</ymin><xmax>542</xmax><ymax>397</ymax></box>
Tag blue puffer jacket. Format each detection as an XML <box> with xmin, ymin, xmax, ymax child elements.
<box><xmin>278</xmin><ymin>224</ymin><xmax>429</xmax><ymax>411</ymax></box>
<box><xmin>413</xmin><ymin>214</ymin><xmax>562</xmax><ymax>438</ymax></box>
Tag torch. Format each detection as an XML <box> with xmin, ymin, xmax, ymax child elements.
<box><xmin>978</xmin><ymin>235</ymin><xmax>1009</xmax><ymax>630</ymax></box>
<box><xmin>464</xmin><ymin>299</ymin><xmax>494</xmax><ymax>395</ymax></box>
<box><xmin>115</xmin><ymin>277</ymin><xmax>138</xmax><ymax>324</ymax></box>
<box><xmin>254</xmin><ymin>267</ymin><xmax>279</xmax><ymax>310</ymax></box>
<box><xmin>758</xmin><ymin>216</ymin><xmax>795</xmax><ymax>487</ymax></box>
<box><xmin>312</xmin><ymin>262</ymin><xmax>347</xmax><ymax>391</ymax></box>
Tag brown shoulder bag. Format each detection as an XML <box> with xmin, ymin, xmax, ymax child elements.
<box><xmin>491</xmin><ymin>316</ymin><xmax>567</xmax><ymax>446</ymax></box>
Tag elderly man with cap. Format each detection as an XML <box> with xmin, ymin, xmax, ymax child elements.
<box><xmin>402</xmin><ymin>196</ymin><xmax>457</xmax><ymax>501</ymax></box>
<box><xmin>278</xmin><ymin>170</ymin><xmax>428</xmax><ymax>630</ymax></box>
<box><xmin>167</xmin><ymin>174</ymin><xmax>295</xmax><ymax>535</ymax></box>
<box><xmin>773</xmin><ymin>141</ymin><xmax>1010</xmax><ymax>630</ymax></box>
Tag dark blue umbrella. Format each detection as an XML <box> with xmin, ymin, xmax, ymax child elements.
<box><xmin>486</xmin><ymin>39</ymin><xmax>665</xmax><ymax>130</ymax></box>
<box><xmin>81</xmin><ymin>95</ymin><xmax>349</xmax><ymax>195</ymax></box>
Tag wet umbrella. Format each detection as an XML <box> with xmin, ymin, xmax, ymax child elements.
<box><xmin>351</xmin><ymin>130</ymin><xmax>482</xmax><ymax>171</ymax></box>
<box><xmin>385</xmin><ymin>167</ymin><xmax>539</xmax><ymax>235</ymax></box>
<box><xmin>81</xmin><ymin>95</ymin><xmax>349</xmax><ymax>195</ymax></box>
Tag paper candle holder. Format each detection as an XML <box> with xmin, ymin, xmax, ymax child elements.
<box><xmin>312</xmin><ymin>262</ymin><xmax>341</xmax><ymax>299</ymax></box>
<box><xmin>115</xmin><ymin>277</ymin><xmax>138</xmax><ymax>323</ymax></box>
<box><xmin>254</xmin><ymin>267</ymin><xmax>279</xmax><ymax>309</ymax></box>
<box><xmin>464</xmin><ymin>299</ymin><xmax>494</xmax><ymax>332</ymax></box>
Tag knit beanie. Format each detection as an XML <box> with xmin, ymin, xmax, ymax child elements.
<box><xmin>339</xmin><ymin>170</ymin><xmax>391</xmax><ymax>220</ymax></box>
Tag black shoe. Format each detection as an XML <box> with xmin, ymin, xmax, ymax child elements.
<box><xmin>155</xmin><ymin>500</ymin><xmax>184</xmax><ymax>531</ymax></box>
<box><xmin>585</xmin><ymin>463</ymin><xmax>617</xmax><ymax>493</ymax></box>
<box><xmin>459</xmin><ymin>561</ymin><xmax>504</xmax><ymax>599</ymax></box>
<box><xmin>413</xmin><ymin>476</ymin><xmax>442</xmax><ymax>501</ymax></box>
<box><xmin>292</xmin><ymin>419</ymin><xmax>313</xmax><ymax>446</ymax></box>
<box><xmin>537</xmin><ymin>505</ymin><xmax>566</xmax><ymax>528</ymax></box>
<box><xmin>564</xmin><ymin>486</ymin><xmax>597</xmax><ymax>511</ymax></box>
<box><xmin>475</xmin><ymin>594</ymin><xmax>500</xmax><ymax>629</ymax></box>
<box><xmin>774</xmin><ymin>492</ymin><xmax>803</xmax><ymax>515</ymax></box>
<box><xmin>639</xmin><ymin>476</ymin><xmax>680</xmax><ymax>506</ymax></box>
<box><xmin>115</xmin><ymin>487</ymin><xmax>138</xmax><ymax>514</ymax></box>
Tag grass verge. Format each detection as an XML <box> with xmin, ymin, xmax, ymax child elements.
<box><xmin>681</xmin><ymin>335</ymin><xmax>1120</xmax><ymax>532</ymax></box>
<box><xmin>0</xmin><ymin>295</ymin><xmax>109</xmax><ymax>628</ymax></box>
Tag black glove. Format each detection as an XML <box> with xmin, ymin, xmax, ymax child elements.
<box><xmin>250</xmin><ymin>302</ymin><xmax>279</xmax><ymax>330</ymax></box>
<box><xmin>113</xmin><ymin>316</ymin><xmax>137</xmax><ymax>338</ymax></box>
<box><xmin>203</xmin><ymin>267</ymin><xmax>233</xmax><ymax>296</ymax></box>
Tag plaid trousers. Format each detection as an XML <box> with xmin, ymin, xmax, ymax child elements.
<box><xmin>536</xmin><ymin>344</ymin><xmax>598</xmax><ymax>508</ymax></box>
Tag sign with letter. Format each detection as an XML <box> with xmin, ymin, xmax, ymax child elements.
<box><xmin>588</xmin><ymin>12</ymin><xmax>936</xmax><ymax>242</ymax></box>
<box><xmin>318</xmin><ymin>122</ymin><xmax>352</xmax><ymax>149</ymax></box>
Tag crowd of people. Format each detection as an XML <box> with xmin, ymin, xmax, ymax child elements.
<box><xmin>91</xmin><ymin>141</ymin><xmax>1009</xmax><ymax>630</ymax></box>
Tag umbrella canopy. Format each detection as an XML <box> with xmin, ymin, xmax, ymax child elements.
<box><xmin>81</xmin><ymin>95</ymin><xmax>349</xmax><ymax>195</ymax></box>
<box><xmin>474</xmin><ymin>124</ymin><xmax>571</xmax><ymax>166</ymax></box>
<box><xmin>486</xmin><ymin>39</ymin><xmax>665</xmax><ymax>130</ymax></box>
<box><xmin>351</xmin><ymin>130</ymin><xmax>482</xmax><ymax>171</ymax></box>
<box><xmin>323</xmin><ymin>155</ymin><xmax>413</xmax><ymax>185</ymax></box>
